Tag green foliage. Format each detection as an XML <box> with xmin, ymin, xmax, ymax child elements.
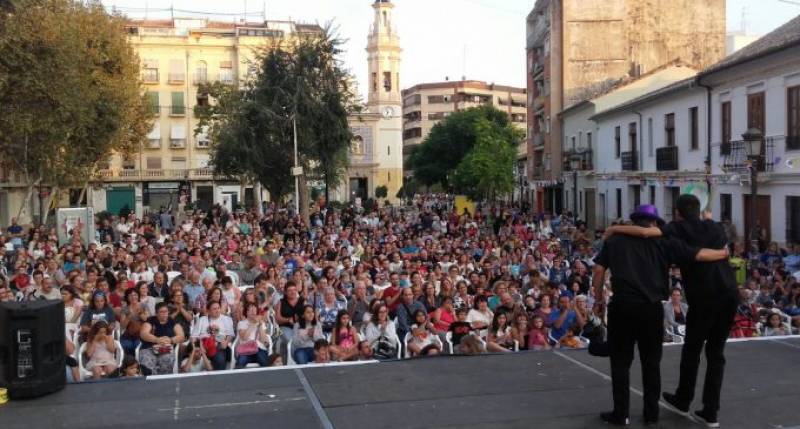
<box><xmin>451</xmin><ymin>118</ymin><xmax>517</xmax><ymax>200</ymax></box>
<box><xmin>374</xmin><ymin>185</ymin><xmax>388</xmax><ymax>199</ymax></box>
<box><xmin>196</xmin><ymin>26</ymin><xmax>353</xmax><ymax>202</ymax></box>
<box><xmin>0</xmin><ymin>0</ymin><xmax>150</xmax><ymax>190</ymax></box>
<box><xmin>408</xmin><ymin>105</ymin><xmax>519</xmax><ymax>189</ymax></box>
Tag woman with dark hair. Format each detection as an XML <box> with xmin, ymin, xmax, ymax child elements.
<box><xmin>140</xmin><ymin>302</ymin><xmax>185</xmax><ymax>375</ymax></box>
<box><xmin>486</xmin><ymin>312</ymin><xmax>514</xmax><ymax>353</ymax></box>
<box><xmin>364</xmin><ymin>303</ymin><xmax>398</xmax><ymax>359</ymax></box>
<box><xmin>407</xmin><ymin>309</ymin><xmax>441</xmax><ymax>356</ymax></box>
<box><xmin>292</xmin><ymin>305</ymin><xmax>324</xmax><ymax>364</ymax></box>
<box><xmin>84</xmin><ymin>320</ymin><xmax>119</xmax><ymax>379</ymax></box>
<box><xmin>61</xmin><ymin>285</ymin><xmax>83</xmax><ymax>326</ymax></box>
<box><xmin>79</xmin><ymin>291</ymin><xmax>116</xmax><ymax>336</ymax></box>
<box><xmin>137</xmin><ymin>281</ymin><xmax>156</xmax><ymax>316</ymax></box>
<box><xmin>535</xmin><ymin>293</ymin><xmax>554</xmax><ymax>327</ymax></box>
<box><xmin>234</xmin><ymin>302</ymin><xmax>271</xmax><ymax>368</ymax></box>
<box><xmin>170</xmin><ymin>289</ymin><xmax>193</xmax><ymax>338</ymax></box>
<box><xmin>330</xmin><ymin>311</ymin><xmax>359</xmax><ymax>361</ymax></box>
<box><xmin>431</xmin><ymin>296</ymin><xmax>456</xmax><ymax>334</ymax></box>
<box><xmin>419</xmin><ymin>282</ymin><xmax>440</xmax><ymax>313</ymax></box>
<box><xmin>203</xmin><ymin>286</ymin><xmax>229</xmax><ymax>316</ymax></box>
<box><xmin>467</xmin><ymin>295</ymin><xmax>493</xmax><ymax>338</ymax></box>
<box><xmin>119</xmin><ymin>288</ymin><xmax>148</xmax><ymax>355</ymax></box>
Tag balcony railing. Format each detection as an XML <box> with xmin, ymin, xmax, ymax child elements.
<box><xmin>141</xmin><ymin>70</ymin><xmax>159</xmax><ymax>84</ymax></box>
<box><xmin>531</xmin><ymin>165</ymin><xmax>544</xmax><ymax>178</ymax></box>
<box><xmin>94</xmin><ymin>168</ymin><xmax>216</xmax><ymax>182</ymax></box>
<box><xmin>170</xmin><ymin>105</ymin><xmax>186</xmax><ymax>116</ymax></box>
<box><xmin>167</xmin><ymin>73</ymin><xmax>185</xmax><ymax>84</ymax></box>
<box><xmin>621</xmin><ymin>150</ymin><xmax>638</xmax><ymax>171</ymax></box>
<box><xmin>656</xmin><ymin>146</ymin><xmax>679</xmax><ymax>171</ymax></box>
<box><xmin>722</xmin><ymin>139</ymin><xmax>775</xmax><ymax>173</ymax></box>
<box><xmin>170</xmin><ymin>139</ymin><xmax>186</xmax><ymax>149</ymax></box>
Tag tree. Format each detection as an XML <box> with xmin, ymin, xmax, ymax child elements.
<box><xmin>0</xmin><ymin>0</ymin><xmax>150</xmax><ymax>223</ymax></box>
<box><xmin>451</xmin><ymin>118</ymin><xmax>517</xmax><ymax>200</ymax></box>
<box><xmin>374</xmin><ymin>185</ymin><xmax>388</xmax><ymax>199</ymax></box>
<box><xmin>197</xmin><ymin>26</ymin><xmax>353</xmax><ymax>222</ymax></box>
<box><xmin>407</xmin><ymin>106</ymin><xmax>522</xmax><ymax>193</ymax></box>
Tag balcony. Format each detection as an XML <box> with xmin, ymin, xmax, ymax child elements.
<box><xmin>722</xmin><ymin>139</ymin><xmax>775</xmax><ymax>173</ymax></box>
<box><xmin>621</xmin><ymin>151</ymin><xmax>638</xmax><ymax>171</ymax></box>
<box><xmin>532</xmin><ymin>133</ymin><xmax>544</xmax><ymax>148</ymax></box>
<box><xmin>93</xmin><ymin>168</ymin><xmax>216</xmax><ymax>182</ymax></box>
<box><xmin>141</xmin><ymin>70</ymin><xmax>159</xmax><ymax>84</ymax></box>
<box><xmin>170</xmin><ymin>139</ymin><xmax>186</xmax><ymax>149</ymax></box>
<box><xmin>170</xmin><ymin>105</ymin><xmax>186</xmax><ymax>116</ymax></box>
<box><xmin>656</xmin><ymin>146</ymin><xmax>679</xmax><ymax>171</ymax></box>
<box><xmin>147</xmin><ymin>139</ymin><xmax>161</xmax><ymax>149</ymax></box>
<box><xmin>563</xmin><ymin>150</ymin><xmax>594</xmax><ymax>171</ymax></box>
<box><xmin>167</xmin><ymin>73</ymin><xmax>185</xmax><ymax>84</ymax></box>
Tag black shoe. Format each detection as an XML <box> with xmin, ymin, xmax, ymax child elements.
<box><xmin>662</xmin><ymin>392</ymin><xmax>690</xmax><ymax>416</ymax></box>
<box><xmin>694</xmin><ymin>409</ymin><xmax>720</xmax><ymax>428</ymax></box>
<box><xmin>600</xmin><ymin>411</ymin><xmax>630</xmax><ymax>426</ymax></box>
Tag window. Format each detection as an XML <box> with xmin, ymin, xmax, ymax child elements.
<box><xmin>171</xmin><ymin>157</ymin><xmax>187</xmax><ymax>170</ymax></box>
<box><xmin>631</xmin><ymin>185</ymin><xmax>641</xmax><ymax>208</ymax></box>
<box><xmin>171</xmin><ymin>92</ymin><xmax>185</xmax><ymax>116</ymax></box>
<box><xmin>146</xmin><ymin>157</ymin><xmax>162</xmax><ymax>170</ymax></box>
<box><xmin>170</xmin><ymin>124</ymin><xmax>186</xmax><ymax>148</ymax></box>
<box><xmin>383</xmin><ymin>71</ymin><xmax>392</xmax><ymax>92</ymax></box>
<box><xmin>587</xmin><ymin>132</ymin><xmax>592</xmax><ymax>150</ymax></box>
<box><xmin>665</xmin><ymin>113</ymin><xmax>675</xmax><ymax>146</ymax></box>
<box><xmin>628</xmin><ymin>122</ymin><xmax>637</xmax><ymax>152</ymax></box>
<box><xmin>720</xmin><ymin>193</ymin><xmax>732</xmax><ymax>222</ymax></box>
<box><xmin>787</xmin><ymin>196</ymin><xmax>800</xmax><ymax>245</ymax></box>
<box><xmin>219</xmin><ymin>61</ymin><xmax>234</xmax><ymax>84</ymax></box>
<box><xmin>616</xmin><ymin>188</ymin><xmax>622</xmax><ymax>219</ymax></box>
<box><xmin>614</xmin><ymin>126</ymin><xmax>621</xmax><ymax>158</ymax></box>
<box><xmin>787</xmin><ymin>86</ymin><xmax>800</xmax><ymax>150</ymax></box>
<box><xmin>721</xmin><ymin>101</ymin><xmax>732</xmax><ymax>155</ymax></box>
<box><xmin>351</xmin><ymin>136</ymin><xmax>363</xmax><ymax>154</ymax></box>
<box><xmin>195</xmin><ymin>61</ymin><xmax>207</xmax><ymax>84</ymax></box>
<box><xmin>387</xmin><ymin>145</ymin><xmax>390</xmax><ymax>156</ymax></box>
<box><xmin>689</xmin><ymin>107</ymin><xmax>699</xmax><ymax>150</ymax></box>
<box><xmin>142</xmin><ymin>59</ymin><xmax>159</xmax><ymax>83</ymax></box>
<box><xmin>372</xmin><ymin>72</ymin><xmax>378</xmax><ymax>93</ymax></box>
<box><xmin>748</xmin><ymin>92</ymin><xmax>766</xmax><ymax>156</ymax></box>
<box><xmin>168</xmin><ymin>59</ymin><xmax>184</xmax><ymax>83</ymax></box>
<box><xmin>146</xmin><ymin>91</ymin><xmax>159</xmax><ymax>114</ymax></box>
<box><xmin>147</xmin><ymin>124</ymin><xmax>161</xmax><ymax>148</ymax></box>
<box><xmin>121</xmin><ymin>158</ymin><xmax>135</xmax><ymax>170</ymax></box>
<box><xmin>571</xmin><ymin>136</ymin><xmax>576</xmax><ymax>150</ymax></box>
<box><xmin>649</xmin><ymin>185</ymin><xmax>656</xmax><ymax>205</ymax></box>
<box><xmin>388</xmin><ymin>172</ymin><xmax>391</xmax><ymax>182</ymax></box>
<box><xmin>196</xmin><ymin>126</ymin><xmax>210</xmax><ymax>148</ymax></box>
<box><xmin>647</xmin><ymin>117</ymin><xmax>653</xmax><ymax>156</ymax></box>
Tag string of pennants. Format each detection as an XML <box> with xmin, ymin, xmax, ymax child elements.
<box><xmin>529</xmin><ymin>174</ymin><xmax>754</xmax><ymax>189</ymax></box>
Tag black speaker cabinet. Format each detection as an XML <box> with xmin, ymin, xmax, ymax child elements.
<box><xmin>0</xmin><ymin>300</ymin><xmax>66</xmax><ymax>399</ymax></box>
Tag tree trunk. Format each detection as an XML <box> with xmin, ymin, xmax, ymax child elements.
<box><xmin>78</xmin><ymin>183</ymin><xmax>88</xmax><ymax>208</ymax></box>
<box><xmin>41</xmin><ymin>186</ymin><xmax>59</xmax><ymax>225</ymax></box>
<box><xmin>324</xmin><ymin>173</ymin><xmax>330</xmax><ymax>208</ymax></box>
<box><xmin>17</xmin><ymin>178</ymin><xmax>41</xmax><ymax>222</ymax></box>
<box><xmin>254</xmin><ymin>181</ymin><xmax>263</xmax><ymax>215</ymax></box>
<box><xmin>299</xmin><ymin>172</ymin><xmax>310</xmax><ymax>225</ymax></box>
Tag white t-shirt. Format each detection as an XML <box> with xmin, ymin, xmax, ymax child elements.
<box><xmin>236</xmin><ymin>319</ymin><xmax>268</xmax><ymax>350</ymax></box>
<box><xmin>192</xmin><ymin>315</ymin><xmax>235</xmax><ymax>342</ymax></box>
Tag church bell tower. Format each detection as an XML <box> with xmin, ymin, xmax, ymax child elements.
<box><xmin>367</xmin><ymin>0</ymin><xmax>402</xmax><ymax>113</ymax></box>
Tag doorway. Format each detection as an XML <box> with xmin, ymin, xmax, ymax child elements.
<box><xmin>585</xmin><ymin>189</ymin><xmax>596</xmax><ymax>232</ymax></box>
<box><xmin>599</xmin><ymin>193</ymin><xmax>607</xmax><ymax>229</ymax></box>
<box><xmin>744</xmin><ymin>194</ymin><xmax>771</xmax><ymax>244</ymax></box>
<box><xmin>349</xmin><ymin>177</ymin><xmax>368</xmax><ymax>202</ymax></box>
<box><xmin>196</xmin><ymin>186</ymin><xmax>213</xmax><ymax>212</ymax></box>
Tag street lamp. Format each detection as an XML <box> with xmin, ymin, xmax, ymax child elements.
<box><xmin>742</xmin><ymin>127</ymin><xmax>763</xmax><ymax>254</ymax></box>
<box><xmin>570</xmin><ymin>153</ymin><xmax>582</xmax><ymax>221</ymax></box>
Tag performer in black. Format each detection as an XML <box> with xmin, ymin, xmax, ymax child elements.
<box><xmin>604</xmin><ymin>194</ymin><xmax>737</xmax><ymax>427</ymax></box>
<box><xmin>592</xmin><ymin>204</ymin><xmax>729</xmax><ymax>426</ymax></box>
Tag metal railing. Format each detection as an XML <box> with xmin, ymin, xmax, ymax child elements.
<box><xmin>621</xmin><ymin>150</ymin><xmax>638</xmax><ymax>171</ymax></box>
<box><xmin>94</xmin><ymin>168</ymin><xmax>216</xmax><ymax>181</ymax></box>
<box><xmin>656</xmin><ymin>146</ymin><xmax>679</xmax><ymax>171</ymax></box>
<box><xmin>721</xmin><ymin>139</ymin><xmax>774</xmax><ymax>173</ymax></box>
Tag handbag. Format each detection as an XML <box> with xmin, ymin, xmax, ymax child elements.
<box><xmin>202</xmin><ymin>336</ymin><xmax>218</xmax><ymax>357</ymax></box>
<box><xmin>235</xmin><ymin>340</ymin><xmax>258</xmax><ymax>356</ymax></box>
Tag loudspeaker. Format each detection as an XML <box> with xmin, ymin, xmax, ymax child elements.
<box><xmin>0</xmin><ymin>300</ymin><xmax>66</xmax><ymax>399</ymax></box>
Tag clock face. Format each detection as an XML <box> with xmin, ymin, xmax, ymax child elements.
<box><xmin>382</xmin><ymin>106</ymin><xmax>393</xmax><ymax>118</ymax></box>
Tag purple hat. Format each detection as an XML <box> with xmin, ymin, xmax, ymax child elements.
<box><xmin>630</xmin><ymin>204</ymin><xmax>665</xmax><ymax>226</ymax></box>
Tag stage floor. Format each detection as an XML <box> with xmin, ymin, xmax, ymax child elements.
<box><xmin>1</xmin><ymin>337</ymin><xmax>798</xmax><ymax>429</ymax></box>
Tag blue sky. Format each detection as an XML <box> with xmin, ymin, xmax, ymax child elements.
<box><xmin>102</xmin><ymin>0</ymin><xmax>799</xmax><ymax>97</ymax></box>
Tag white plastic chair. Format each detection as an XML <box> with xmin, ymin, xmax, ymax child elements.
<box><xmin>77</xmin><ymin>340</ymin><xmax>124</xmax><ymax>381</ymax></box>
<box><xmin>231</xmin><ymin>336</ymin><xmax>272</xmax><ymax>369</ymax></box>
<box><xmin>286</xmin><ymin>338</ymin><xmax>296</xmax><ymax>365</ymax></box>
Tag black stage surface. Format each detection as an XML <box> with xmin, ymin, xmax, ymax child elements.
<box><xmin>2</xmin><ymin>337</ymin><xmax>798</xmax><ymax>429</ymax></box>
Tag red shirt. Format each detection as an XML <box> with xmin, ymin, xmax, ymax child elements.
<box><xmin>383</xmin><ymin>286</ymin><xmax>401</xmax><ymax>313</ymax></box>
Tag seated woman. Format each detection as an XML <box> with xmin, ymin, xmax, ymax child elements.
<box><xmin>235</xmin><ymin>303</ymin><xmax>271</xmax><ymax>368</ymax></box>
<box><xmin>486</xmin><ymin>312</ymin><xmax>515</xmax><ymax>353</ymax></box>
<box><xmin>364</xmin><ymin>303</ymin><xmax>399</xmax><ymax>360</ymax></box>
<box><xmin>84</xmin><ymin>321</ymin><xmax>119</xmax><ymax>380</ymax></box>
<box><xmin>466</xmin><ymin>295</ymin><xmax>493</xmax><ymax>339</ymax></box>
<box><xmin>528</xmin><ymin>315</ymin><xmax>551</xmax><ymax>350</ymax></box>
<box><xmin>431</xmin><ymin>296</ymin><xmax>456</xmax><ymax>335</ymax></box>
<box><xmin>316</xmin><ymin>287</ymin><xmax>346</xmax><ymax>335</ymax></box>
<box><xmin>407</xmin><ymin>309</ymin><xmax>441</xmax><ymax>357</ymax></box>
<box><xmin>292</xmin><ymin>305</ymin><xmax>325</xmax><ymax>364</ymax></box>
<box><xmin>79</xmin><ymin>291</ymin><xmax>116</xmax><ymax>338</ymax></box>
<box><xmin>181</xmin><ymin>340</ymin><xmax>213</xmax><ymax>373</ymax></box>
<box><xmin>139</xmin><ymin>302</ymin><xmax>185</xmax><ymax>375</ymax></box>
<box><xmin>169</xmin><ymin>289</ymin><xmax>193</xmax><ymax>341</ymax></box>
<box><xmin>119</xmin><ymin>288</ymin><xmax>149</xmax><ymax>355</ymax></box>
<box><xmin>190</xmin><ymin>301</ymin><xmax>234</xmax><ymax>370</ymax></box>
<box><xmin>763</xmin><ymin>312</ymin><xmax>791</xmax><ymax>336</ymax></box>
<box><xmin>509</xmin><ymin>313</ymin><xmax>529</xmax><ymax>350</ymax></box>
<box><xmin>663</xmin><ymin>288</ymin><xmax>688</xmax><ymax>341</ymax></box>
<box><xmin>329</xmin><ymin>311</ymin><xmax>359</xmax><ymax>361</ymax></box>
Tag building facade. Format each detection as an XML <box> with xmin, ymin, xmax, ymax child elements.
<box><xmin>526</xmin><ymin>0</ymin><xmax>726</xmax><ymax>214</ymax></box>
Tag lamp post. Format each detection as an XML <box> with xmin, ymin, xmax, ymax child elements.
<box><xmin>742</xmin><ymin>128</ymin><xmax>763</xmax><ymax>254</ymax></box>
<box><xmin>570</xmin><ymin>154</ymin><xmax>581</xmax><ymax>221</ymax></box>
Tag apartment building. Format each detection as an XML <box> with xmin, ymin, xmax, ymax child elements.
<box><xmin>92</xmin><ymin>18</ymin><xmax>322</xmax><ymax>216</ymax></box>
<box><xmin>525</xmin><ymin>0</ymin><xmax>725</xmax><ymax>214</ymax></box>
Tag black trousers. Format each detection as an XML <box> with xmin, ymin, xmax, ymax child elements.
<box><xmin>673</xmin><ymin>296</ymin><xmax>737</xmax><ymax>412</ymax></box>
<box><xmin>608</xmin><ymin>301</ymin><xmax>664</xmax><ymax>420</ymax></box>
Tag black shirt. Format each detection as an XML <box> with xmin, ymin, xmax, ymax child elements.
<box><xmin>594</xmin><ymin>235</ymin><xmax>699</xmax><ymax>305</ymax></box>
<box><xmin>661</xmin><ymin>220</ymin><xmax>737</xmax><ymax>305</ymax></box>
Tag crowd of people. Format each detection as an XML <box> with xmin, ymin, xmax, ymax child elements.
<box><xmin>0</xmin><ymin>194</ymin><xmax>797</xmax><ymax>382</ymax></box>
